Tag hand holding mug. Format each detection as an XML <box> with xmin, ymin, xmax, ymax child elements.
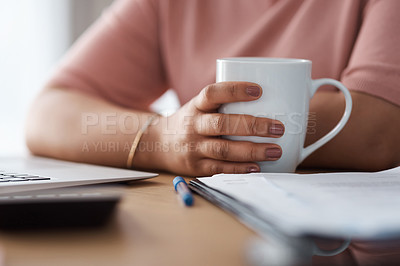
<box><xmin>153</xmin><ymin>82</ymin><xmax>285</xmax><ymax>176</ymax></box>
<box><xmin>218</xmin><ymin>58</ymin><xmax>352</xmax><ymax>172</ymax></box>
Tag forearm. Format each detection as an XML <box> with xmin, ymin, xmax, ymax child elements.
<box><xmin>25</xmin><ymin>88</ymin><xmax>161</xmax><ymax>169</ymax></box>
<box><xmin>302</xmin><ymin>90</ymin><xmax>400</xmax><ymax>171</ymax></box>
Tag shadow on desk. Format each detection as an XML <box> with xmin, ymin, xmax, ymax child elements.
<box><xmin>0</xmin><ymin>214</ymin><xmax>131</xmax><ymax>266</ymax></box>
<box><xmin>124</xmin><ymin>179</ymin><xmax>164</xmax><ymax>188</ymax></box>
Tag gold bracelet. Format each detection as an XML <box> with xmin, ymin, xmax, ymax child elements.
<box><xmin>126</xmin><ymin>114</ymin><xmax>158</xmax><ymax>169</ymax></box>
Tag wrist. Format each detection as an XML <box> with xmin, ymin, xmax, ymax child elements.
<box><xmin>131</xmin><ymin>114</ymin><xmax>166</xmax><ymax>171</ymax></box>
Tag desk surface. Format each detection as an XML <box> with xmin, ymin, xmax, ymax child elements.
<box><xmin>0</xmin><ymin>174</ymin><xmax>256</xmax><ymax>266</ymax></box>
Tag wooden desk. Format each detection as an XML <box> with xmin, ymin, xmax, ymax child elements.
<box><xmin>0</xmin><ymin>174</ymin><xmax>256</xmax><ymax>266</ymax></box>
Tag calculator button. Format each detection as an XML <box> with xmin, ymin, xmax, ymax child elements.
<box><xmin>59</xmin><ymin>194</ymin><xmax>79</xmax><ymax>198</ymax></box>
<box><xmin>36</xmin><ymin>194</ymin><xmax>56</xmax><ymax>198</ymax></box>
<box><xmin>13</xmin><ymin>195</ymin><xmax>33</xmax><ymax>199</ymax></box>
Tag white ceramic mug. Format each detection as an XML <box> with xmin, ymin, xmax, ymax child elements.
<box><xmin>217</xmin><ymin>58</ymin><xmax>352</xmax><ymax>173</ymax></box>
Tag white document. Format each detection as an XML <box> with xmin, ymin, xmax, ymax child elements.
<box><xmin>197</xmin><ymin>167</ymin><xmax>400</xmax><ymax>240</ymax></box>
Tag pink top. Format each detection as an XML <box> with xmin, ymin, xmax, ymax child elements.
<box><xmin>47</xmin><ymin>0</ymin><xmax>400</xmax><ymax>109</ymax></box>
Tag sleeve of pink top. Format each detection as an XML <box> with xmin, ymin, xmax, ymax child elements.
<box><xmin>45</xmin><ymin>0</ymin><xmax>167</xmax><ymax>111</ymax></box>
<box><xmin>341</xmin><ymin>0</ymin><xmax>400</xmax><ymax>107</ymax></box>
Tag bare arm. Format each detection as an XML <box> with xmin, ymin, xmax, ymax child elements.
<box><xmin>25</xmin><ymin>88</ymin><xmax>159</xmax><ymax>169</ymax></box>
<box><xmin>302</xmin><ymin>90</ymin><xmax>400</xmax><ymax>171</ymax></box>
<box><xmin>26</xmin><ymin>83</ymin><xmax>285</xmax><ymax>176</ymax></box>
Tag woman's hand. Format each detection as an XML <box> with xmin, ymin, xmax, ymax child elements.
<box><xmin>135</xmin><ymin>82</ymin><xmax>285</xmax><ymax>176</ymax></box>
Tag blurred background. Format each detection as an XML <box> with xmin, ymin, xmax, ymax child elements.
<box><xmin>0</xmin><ymin>0</ymin><xmax>179</xmax><ymax>156</ymax></box>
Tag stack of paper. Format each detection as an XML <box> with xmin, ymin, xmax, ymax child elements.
<box><xmin>189</xmin><ymin>167</ymin><xmax>400</xmax><ymax>240</ymax></box>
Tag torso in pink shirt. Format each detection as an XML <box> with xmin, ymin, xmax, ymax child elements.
<box><xmin>48</xmin><ymin>0</ymin><xmax>400</xmax><ymax>109</ymax></box>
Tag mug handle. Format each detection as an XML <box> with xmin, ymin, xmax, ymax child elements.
<box><xmin>312</xmin><ymin>238</ymin><xmax>351</xmax><ymax>256</ymax></box>
<box><xmin>299</xmin><ymin>79</ymin><xmax>353</xmax><ymax>163</ymax></box>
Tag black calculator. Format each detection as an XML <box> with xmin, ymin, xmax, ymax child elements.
<box><xmin>0</xmin><ymin>185</ymin><xmax>122</xmax><ymax>229</ymax></box>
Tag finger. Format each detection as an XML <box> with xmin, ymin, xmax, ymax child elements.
<box><xmin>199</xmin><ymin>139</ymin><xmax>282</xmax><ymax>162</ymax></box>
<box><xmin>195</xmin><ymin>113</ymin><xmax>285</xmax><ymax>137</ymax></box>
<box><xmin>197</xmin><ymin>159</ymin><xmax>260</xmax><ymax>175</ymax></box>
<box><xmin>194</xmin><ymin>82</ymin><xmax>262</xmax><ymax>112</ymax></box>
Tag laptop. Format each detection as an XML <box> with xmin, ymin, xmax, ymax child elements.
<box><xmin>0</xmin><ymin>156</ymin><xmax>158</xmax><ymax>194</ymax></box>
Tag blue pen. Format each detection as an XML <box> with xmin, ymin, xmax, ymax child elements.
<box><xmin>173</xmin><ymin>176</ymin><xmax>194</xmax><ymax>206</ymax></box>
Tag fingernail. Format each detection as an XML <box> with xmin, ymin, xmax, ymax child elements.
<box><xmin>266</xmin><ymin>148</ymin><xmax>282</xmax><ymax>159</ymax></box>
<box><xmin>269</xmin><ymin>124</ymin><xmax>285</xmax><ymax>136</ymax></box>
<box><xmin>247</xmin><ymin>166</ymin><xmax>260</xmax><ymax>173</ymax></box>
<box><xmin>246</xmin><ymin>86</ymin><xmax>261</xmax><ymax>97</ymax></box>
